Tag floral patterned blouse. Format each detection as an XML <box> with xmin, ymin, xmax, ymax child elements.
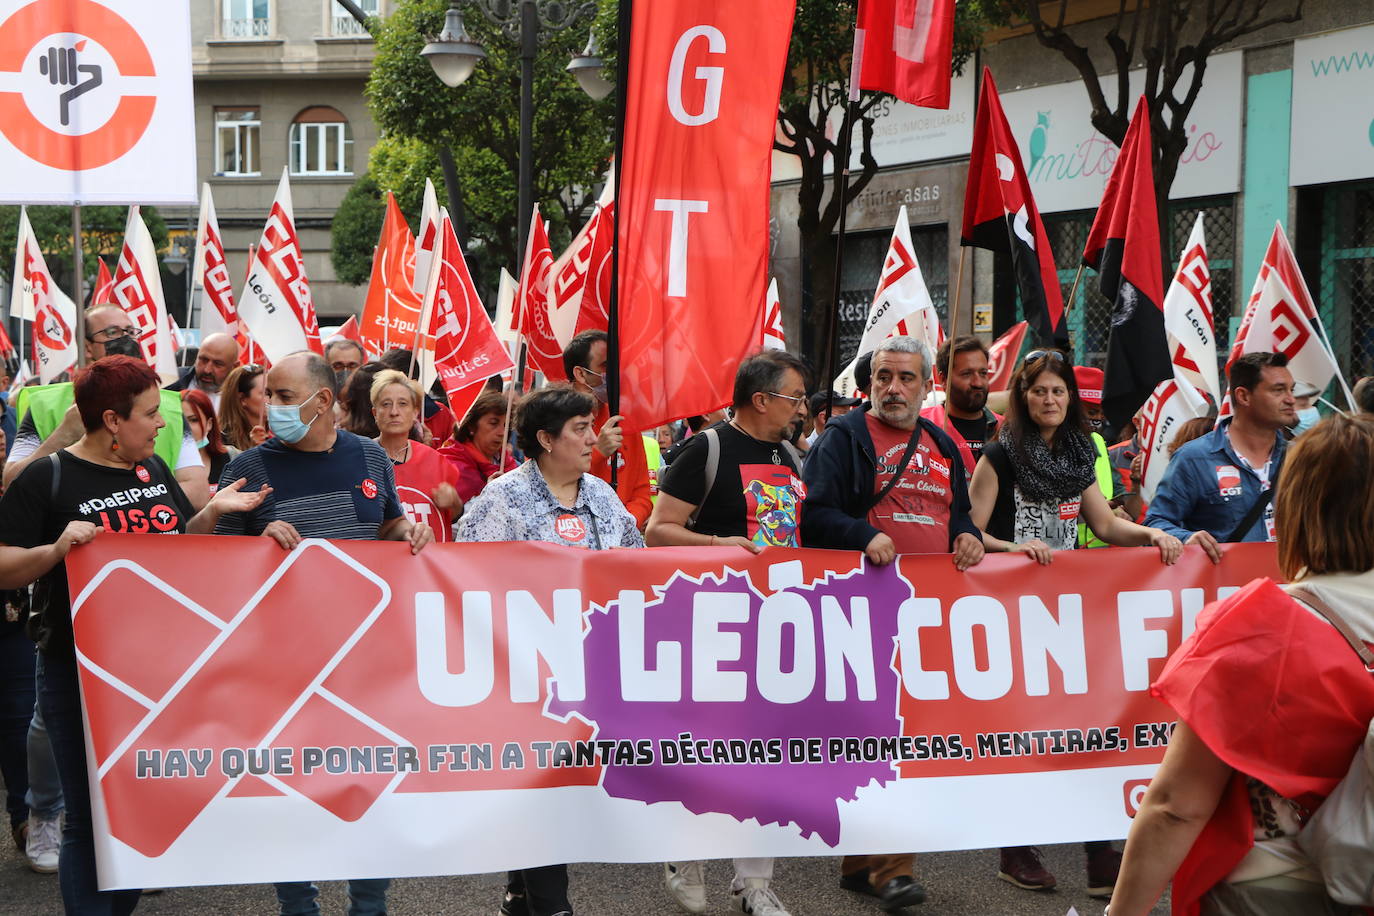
<box><xmin>457</xmin><ymin>459</ymin><xmax>644</xmax><ymax>550</ymax></box>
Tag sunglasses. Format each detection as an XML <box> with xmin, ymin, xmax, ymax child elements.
<box><xmin>1024</xmin><ymin>349</ymin><xmax>1067</xmax><ymax>364</ymax></box>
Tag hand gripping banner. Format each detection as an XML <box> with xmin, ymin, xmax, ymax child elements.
<box><xmin>67</xmin><ymin>537</ymin><xmax>1279</xmax><ymax>889</ymax></box>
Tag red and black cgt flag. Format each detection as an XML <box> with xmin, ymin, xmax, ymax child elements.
<box><xmin>961</xmin><ymin>69</ymin><xmax>1067</xmax><ymax>347</ymax></box>
<box><xmin>1083</xmin><ymin>96</ymin><xmax>1168</xmax><ymax>429</ymax></box>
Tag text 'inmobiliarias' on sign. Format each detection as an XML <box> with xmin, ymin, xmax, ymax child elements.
<box><xmin>65</xmin><ymin>537</ymin><xmax>1279</xmax><ymax>889</ymax></box>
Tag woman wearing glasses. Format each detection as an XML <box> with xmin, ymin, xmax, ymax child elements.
<box><xmin>217</xmin><ymin>364</ymin><xmax>268</xmax><ymax>453</ymax></box>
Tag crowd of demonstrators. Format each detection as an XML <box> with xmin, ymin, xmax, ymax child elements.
<box><xmin>440</xmin><ymin>391</ymin><xmax>519</xmax><ymax>502</ymax></box>
<box><xmin>647</xmin><ymin>349</ymin><xmax>810</xmax><ymax>916</ymax></box>
<box><xmin>179</xmin><ymin>388</ymin><xmax>232</xmax><ymax>489</ymax></box>
<box><xmin>1109</xmin><ymin>413</ymin><xmax>1374</xmax><ymax>916</ymax></box>
<box><xmin>217</xmin><ymin>363</ymin><xmax>268</xmax><ymax>452</ymax></box>
<box><xmin>563</xmin><ymin>330</ymin><xmax>653</xmax><ymax>529</ymax></box>
<box><xmin>1145</xmin><ymin>352</ymin><xmax>1296</xmax><ymax>563</ymax></box>
<box><xmin>802</xmin><ymin>336</ymin><xmax>980</xmax><ymax>912</ymax></box>
<box><xmin>371</xmin><ymin>370</ymin><xmax>462</xmax><ymax>542</ymax></box>
<box><xmin>458</xmin><ymin>386</ymin><xmax>642</xmax><ymax>916</ymax></box>
<box><xmin>966</xmin><ymin>350</ymin><xmax>1180</xmax><ymax>896</ymax></box>
<box><xmin>0</xmin><ymin>356</ymin><xmax>268</xmax><ymax>913</ymax></box>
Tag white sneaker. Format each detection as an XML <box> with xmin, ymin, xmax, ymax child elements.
<box><xmin>732</xmin><ymin>880</ymin><xmax>790</xmax><ymax>916</ymax></box>
<box><xmin>25</xmin><ymin>814</ymin><xmax>59</xmax><ymax>874</ymax></box>
<box><xmin>664</xmin><ymin>861</ymin><xmax>707</xmax><ymax>914</ymax></box>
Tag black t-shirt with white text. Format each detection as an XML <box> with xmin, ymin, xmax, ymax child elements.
<box><xmin>657</xmin><ymin>423</ymin><xmax>804</xmax><ymax>547</ymax></box>
<box><xmin>0</xmin><ymin>450</ymin><xmax>193</xmax><ymax>659</ymax></box>
<box><xmin>949</xmin><ymin>413</ymin><xmax>992</xmax><ymax>463</ymax></box>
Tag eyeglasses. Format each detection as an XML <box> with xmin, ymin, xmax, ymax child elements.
<box><xmin>85</xmin><ymin>326</ymin><xmax>138</xmax><ymax>343</ymax></box>
<box><xmin>1024</xmin><ymin>349</ymin><xmax>1066</xmax><ymax>364</ymax></box>
<box><xmin>766</xmin><ymin>391</ymin><xmax>806</xmax><ymax>406</ymax></box>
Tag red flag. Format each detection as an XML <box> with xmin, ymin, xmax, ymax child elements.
<box><xmin>337</xmin><ymin>315</ymin><xmax>363</xmax><ymax>346</ymax></box>
<box><xmin>986</xmin><ymin>320</ymin><xmax>1028</xmax><ymax>391</ymax></box>
<box><xmin>0</xmin><ymin>317</ymin><xmax>14</xmax><ymax>361</ymax></box>
<box><xmin>1083</xmin><ymin>96</ymin><xmax>1168</xmax><ymax>428</ymax></box>
<box><xmin>961</xmin><ymin>69</ymin><xmax>1066</xmax><ymax>347</ymax></box>
<box><xmin>854</xmin><ymin>0</ymin><xmax>956</xmax><ymax>109</ymax></box>
<box><xmin>550</xmin><ymin>200</ymin><xmax>616</xmax><ymax>343</ymax></box>
<box><xmin>422</xmin><ymin>210</ymin><xmax>515</xmax><ymax>406</ymax></box>
<box><xmin>515</xmin><ymin>207</ymin><xmax>564</xmax><ymax>381</ymax></box>
<box><xmin>619</xmin><ymin>0</ymin><xmax>796</xmax><ymax>430</ymax></box>
<box><xmin>359</xmin><ymin>193</ymin><xmax>424</xmax><ymax>358</ymax></box>
<box><xmin>93</xmin><ymin>258</ymin><xmax>114</xmax><ymax>305</ymax></box>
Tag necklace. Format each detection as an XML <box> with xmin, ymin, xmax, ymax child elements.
<box><xmin>385</xmin><ymin>442</ymin><xmax>410</xmax><ymax>465</ymax></box>
<box><xmin>730</xmin><ymin>420</ymin><xmax>783</xmax><ymax>465</ymax></box>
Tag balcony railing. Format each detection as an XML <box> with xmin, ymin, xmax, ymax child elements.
<box><xmin>222</xmin><ymin>17</ymin><xmax>270</xmax><ymax>39</ymax></box>
<box><xmin>332</xmin><ymin>15</ymin><xmax>370</xmax><ymax>37</ymax></box>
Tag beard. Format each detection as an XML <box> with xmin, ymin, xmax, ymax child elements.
<box><xmin>951</xmin><ymin>385</ymin><xmax>987</xmax><ymax>413</ymax></box>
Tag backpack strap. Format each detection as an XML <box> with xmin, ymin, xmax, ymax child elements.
<box><xmin>1290</xmin><ymin>585</ymin><xmax>1374</xmax><ymax>673</ymax></box>
<box><xmin>687</xmin><ymin>427</ymin><xmax>720</xmax><ymax>529</ymax></box>
<box><xmin>47</xmin><ymin>452</ymin><xmax>61</xmax><ymax>503</ymax></box>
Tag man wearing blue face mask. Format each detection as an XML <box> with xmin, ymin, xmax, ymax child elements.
<box><xmin>1290</xmin><ymin>380</ymin><xmax>1321</xmax><ymax>435</ymax></box>
<box><xmin>210</xmin><ymin>351</ymin><xmax>433</xmax><ymax>916</ymax></box>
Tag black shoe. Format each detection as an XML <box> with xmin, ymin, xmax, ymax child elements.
<box><xmin>499</xmin><ymin>891</ymin><xmax>530</xmax><ymax>916</ymax></box>
<box><xmin>840</xmin><ymin>868</ymin><xmax>878</xmax><ymax>897</ymax></box>
<box><xmin>877</xmin><ymin>876</ymin><xmax>926</xmax><ymax>911</ymax></box>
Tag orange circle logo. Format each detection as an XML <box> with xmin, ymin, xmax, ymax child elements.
<box><xmin>0</xmin><ymin>0</ymin><xmax>156</xmax><ymax>171</ymax></box>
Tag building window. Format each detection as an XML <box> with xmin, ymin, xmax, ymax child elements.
<box><xmin>1319</xmin><ymin>181</ymin><xmax>1374</xmax><ymax>381</ymax></box>
<box><xmin>332</xmin><ymin>0</ymin><xmax>378</xmax><ymax>36</ymax></box>
<box><xmin>215</xmin><ymin>107</ymin><xmax>261</xmax><ymax>176</ymax></box>
<box><xmin>289</xmin><ymin>107</ymin><xmax>353</xmax><ymax>176</ymax></box>
<box><xmin>223</xmin><ymin>0</ymin><xmax>270</xmax><ymax>38</ymax></box>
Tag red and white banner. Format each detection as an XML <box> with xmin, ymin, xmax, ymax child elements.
<box><xmin>93</xmin><ymin>258</ymin><xmax>114</xmax><ymax>306</ymax></box>
<box><xmin>67</xmin><ymin>536</ymin><xmax>1276</xmax><ymax>888</ymax></box>
<box><xmin>853</xmin><ymin>0</ymin><xmax>957</xmax><ymax>109</ymax></box>
<box><xmin>420</xmin><ymin>208</ymin><xmax>513</xmax><ymax>410</ymax></box>
<box><xmin>515</xmin><ymin>207</ymin><xmax>563</xmax><ymax>381</ymax></box>
<box><xmin>835</xmin><ymin>205</ymin><xmax>941</xmax><ymax>394</ymax></box>
<box><xmin>359</xmin><ymin>192</ymin><xmax>424</xmax><ymax>358</ymax></box>
<box><xmin>110</xmin><ymin>205</ymin><xmax>177</xmax><ymax>382</ymax></box>
<box><xmin>10</xmin><ymin>206</ymin><xmax>77</xmax><ymax>383</ymax></box>
<box><xmin>192</xmin><ymin>183</ymin><xmax>239</xmax><ymax>340</ymax></box>
<box><xmin>550</xmin><ymin>197</ymin><xmax>615</xmax><ymax>349</ymax></box>
<box><xmin>759</xmin><ymin>277</ymin><xmax>786</xmax><ymax>351</ymax></box>
<box><xmin>1162</xmin><ymin>213</ymin><xmax>1219</xmax><ymax>404</ymax></box>
<box><xmin>413</xmin><ymin>179</ymin><xmax>440</xmax><ymax>299</ymax></box>
<box><xmin>1137</xmin><ymin>374</ymin><xmax>1213</xmax><ymax>502</ymax></box>
<box><xmin>238</xmin><ymin>169</ymin><xmax>323</xmax><ymax>364</ymax></box>
<box><xmin>618</xmin><ymin>0</ymin><xmax>795</xmax><ymax>430</ymax></box>
<box><xmin>987</xmin><ymin>320</ymin><xmax>1028</xmax><ymax>392</ymax></box>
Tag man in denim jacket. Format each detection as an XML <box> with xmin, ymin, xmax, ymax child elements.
<box><xmin>1145</xmin><ymin>352</ymin><xmax>1296</xmax><ymax>560</ymax></box>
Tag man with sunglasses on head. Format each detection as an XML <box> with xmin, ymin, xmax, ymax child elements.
<box><xmin>3</xmin><ymin>306</ymin><xmax>210</xmax><ymax>509</ymax></box>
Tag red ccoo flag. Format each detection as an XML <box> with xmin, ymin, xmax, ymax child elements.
<box><xmin>853</xmin><ymin>0</ymin><xmax>957</xmax><ymax>109</ymax></box>
<box><xmin>962</xmin><ymin>69</ymin><xmax>1066</xmax><ymax>348</ymax></box>
<box><xmin>93</xmin><ymin>258</ymin><xmax>114</xmax><ymax>305</ymax></box>
<box><xmin>515</xmin><ymin>207</ymin><xmax>564</xmax><ymax>381</ymax></box>
<box><xmin>1083</xmin><ymin>96</ymin><xmax>1167</xmax><ymax>429</ymax></box>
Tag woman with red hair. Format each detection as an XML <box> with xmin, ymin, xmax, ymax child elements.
<box><xmin>0</xmin><ymin>356</ymin><xmax>267</xmax><ymax>913</ymax></box>
<box><xmin>180</xmin><ymin>387</ymin><xmax>231</xmax><ymax>491</ymax></box>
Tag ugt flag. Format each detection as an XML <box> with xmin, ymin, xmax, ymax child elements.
<box><xmin>618</xmin><ymin>0</ymin><xmax>796</xmax><ymax>431</ymax></box>
<box><xmin>359</xmin><ymin>192</ymin><xmax>424</xmax><ymax>358</ymax></box>
<box><xmin>238</xmin><ymin>169</ymin><xmax>323</xmax><ymax>364</ymax></box>
<box><xmin>1162</xmin><ymin>213</ymin><xmax>1220</xmax><ymax>404</ymax></box>
<box><xmin>853</xmin><ymin>0</ymin><xmax>956</xmax><ymax>109</ymax></box>
<box><xmin>515</xmin><ymin>206</ymin><xmax>563</xmax><ymax>381</ymax></box>
<box><xmin>550</xmin><ymin>193</ymin><xmax>615</xmax><ymax>349</ymax></box>
<box><xmin>1084</xmin><ymin>97</ymin><xmax>1167</xmax><ymax>429</ymax></box>
<box><xmin>962</xmin><ymin>69</ymin><xmax>1066</xmax><ymax>348</ymax></box>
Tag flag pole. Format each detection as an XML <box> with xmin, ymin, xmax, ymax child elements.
<box><xmin>1064</xmin><ymin>263</ymin><xmax>1086</xmax><ymax>327</ymax></box>
<box><xmin>496</xmin><ymin>334</ymin><xmax>524</xmax><ymax>473</ymax></box>
<box><xmin>72</xmin><ymin>203</ymin><xmax>85</xmax><ymax>367</ymax></box>
<box><xmin>945</xmin><ymin>246</ymin><xmax>967</xmax><ymax>385</ymax></box>
<box><xmin>603</xmin><ymin>0</ymin><xmax>632</xmax><ymax>488</ymax></box>
<box><xmin>822</xmin><ymin>36</ymin><xmax>864</xmax><ymax>419</ymax></box>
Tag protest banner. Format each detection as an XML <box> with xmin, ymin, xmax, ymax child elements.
<box><xmin>67</xmin><ymin>537</ymin><xmax>1277</xmax><ymax>889</ymax></box>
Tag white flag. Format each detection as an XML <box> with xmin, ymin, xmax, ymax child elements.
<box><xmin>110</xmin><ymin>206</ymin><xmax>179</xmax><ymax>383</ymax></box>
<box><xmin>12</xmin><ymin>208</ymin><xmax>77</xmax><ymax>384</ymax></box>
<box><xmin>834</xmin><ymin>205</ymin><xmax>941</xmax><ymax>392</ymax></box>
<box><xmin>1162</xmin><ymin>213</ymin><xmax>1220</xmax><ymax>403</ymax></box>
<box><xmin>238</xmin><ymin>169</ymin><xmax>323</xmax><ymax>364</ymax></box>
<box><xmin>760</xmin><ymin>278</ymin><xmax>786</xmax><ymax>351</ymax></box>
<box><xmin>1138</xmin><ymin>374</ymin><xmax>1212</xmax><ymax>503</ymax></box>
<box><xmin>494</xmin><ymin>267</ymin><xmax>520</xmax><ymax>347</ymax></box>
<box><xmin>412</xmin><ymin>179</ymin><xmax>441</xmax><ymax>298</ymax></box>
<box><xmin>192</xmin><ymin>184</ymin><xmax>238</xmax><ymax>338</ymax></box>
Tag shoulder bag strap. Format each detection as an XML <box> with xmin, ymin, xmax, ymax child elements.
<box><xmin>1290</xmin><ymin>585</ymin><xmax>1374</xmax><ymax>672</ymax></box>
<box><xmin>863</xmin><ymin>423</ymin><xmax>924</xmax><ymax>514</ymax></box>
<box><xmin>48</xmin><ymin>452</ymin><xmax>61</xmax><ymax>502</ymax></box>
<box><xmin>1224</xmin><ymin>488</ymin><xmax>1274</xmax><ymax>542</ymax></box>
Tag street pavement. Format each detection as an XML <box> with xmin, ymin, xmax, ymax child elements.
<box><xmin>1</xmin><ymin>837</ymin><xmax>1171</xmax><ymax>915</ymax></box>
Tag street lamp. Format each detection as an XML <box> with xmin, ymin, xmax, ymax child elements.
<box><xmin>421</xmin><ymin>0</ymin><xmax>606</xmax><ymax>259</ymax></box>
<box><xmin>567</xmin><ymin>29</ymin><xmax>613</xmax><ymax>101</ymax></box>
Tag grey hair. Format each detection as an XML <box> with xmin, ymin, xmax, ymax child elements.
<box><xmin>872</xmin><ymin>335</ymin><xmax>933</xmax><ymax>381</ymax></box>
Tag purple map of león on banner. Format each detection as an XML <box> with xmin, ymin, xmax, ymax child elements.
<box><xmin>548</xmin><ymin>563</ymin><xmax>912</xmax><ymax>845</ymax></box>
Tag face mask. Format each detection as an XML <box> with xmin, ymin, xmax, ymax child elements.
<box><xmin>334</xmin><ymin>368</ymin><xmax>351</xmax><ymax>390</ymax></box>
<box><xmin>266</xmin><ymin>390</ymin><xmax>324</xmax><ymax>444</ymax></box>
<box><xmin>1087</xmin><ymin>416</ymin><xmax>1104</xmax><ymax>432</ymax></box>
<box><xmin>580</xmin><ymin>367</ymin><xmax>608</xmax><ymax>405</ymax></box>
<box><xmin>194</xmin><ymin>436</ymin><xmax>209</xmax><ymax>450</ymax></box>
<box><xmin>1295</xmin><ymin>406</ymin><xmax>1319</xmax><ymax>433</ymax></box>
<box><xmin>102</xmin><ymin>334</ymin><xmax>142</xmax><ymax>358</ymax></box>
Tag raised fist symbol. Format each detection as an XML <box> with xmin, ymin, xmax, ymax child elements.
<box><xmin>37</xmin><ymin>42</ymin><xmax>103</xmax><ymax>127</ymax></box>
